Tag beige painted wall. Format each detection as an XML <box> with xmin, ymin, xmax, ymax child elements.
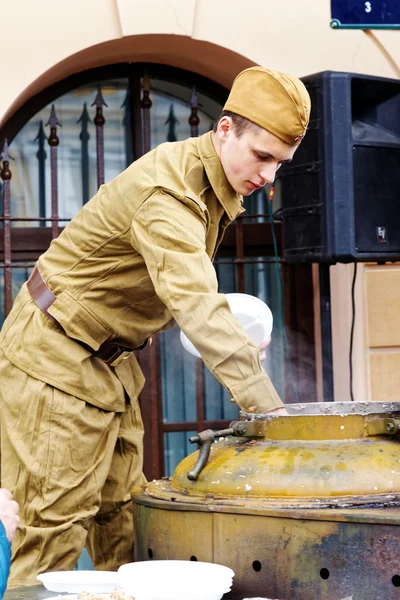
<box><xmin>366</xmin><ymin>265</ymin><xmax>400</xmax><ymax>401</ymax></box>
<box><xmin>330</xmin><ymin>263</ymin><xmax>370</xmax><ymax>402</ymax></box>
<box><xmin>1</xmin><ymin>0</ymin><xmax>400</xmax><ymax>402</ymax></box>
<box><xmin>330</xmin><ymin>261</ymin><xmax>400</xmax><ymax>403</ymax></box>
<box><xmin>2</xmin><ymin>0</ymin><xmax>400</xmax><ymax>126</ymax></box>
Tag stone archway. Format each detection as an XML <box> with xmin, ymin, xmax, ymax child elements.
<box><xmin>0</xmin><ymin>34</ymin><xmax>255</xmax><ymax>129</ymax></box>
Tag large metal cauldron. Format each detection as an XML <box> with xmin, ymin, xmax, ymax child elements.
<box><xmin>131</xmin><ymin>402</ymin><xmax>400</xmax><ymax>600</ymax></box>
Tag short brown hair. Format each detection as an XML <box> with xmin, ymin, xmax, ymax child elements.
<box><xmin>213</xmin><ymin>110</ymin><xmax>260</xmax><ymax>138</ymax></box>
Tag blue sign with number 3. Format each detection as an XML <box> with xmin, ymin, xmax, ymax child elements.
<box><xmin>331</xmin><ymin>0</ymin><xmax>400</xmax><ymax>28</ymax></box>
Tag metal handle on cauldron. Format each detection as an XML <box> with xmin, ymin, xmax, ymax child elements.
<box><xmin>366</xmin><ymin>417</ymin><xmax>400</xmax><ymax>436</ymax></box>
<box><xmin>187</xmin><ymin>422</ymin><xmax>250</xmax><ymax>481</ymax></box>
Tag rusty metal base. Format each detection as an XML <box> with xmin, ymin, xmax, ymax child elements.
<box><xmin>133</xmin><ymin>493</ymin><xmax>400</xmax><ymax>600</ymax></box>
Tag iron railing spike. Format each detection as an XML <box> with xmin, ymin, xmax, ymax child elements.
<box><xmin>34</xmin><ymin>121</ymin><xmax>46</xmax><ymax>143</ymax></box>
<box><xmin>121</xmin><ymin>89</ymin><xmax>130</xmax><ymax>110</ymax></box>
<box><xmin>91</xmin><ymin>87</ymin><xmax>108</xmax><ymax>108</ymax></box>
<box><xmin>1</xmin><ymin>139</ymin><xmax>14</xmax><ymax>162</ymax></box>
<box><xmin>46</xmin><ymin>105</ymin><xmax>62</xmax><ymax>128</ymax></box>
<box><xmin>164</xmin><ymin>104</ymin><xmax>180</xmax><ymax>126</ymax></box>
<box><xmin>77</xmin><ymin>102</ymin><xmax>90</xmax><ymax>125</ymax></box>
<box><xmin>189</xmin><ymin>85</ymin><xmax>199</xmax><ymax>108</ymax></box>
<box><xmin>142</xmin><ymin>72</ymin><xmax>151</xmax><ymax>90</ymax></box>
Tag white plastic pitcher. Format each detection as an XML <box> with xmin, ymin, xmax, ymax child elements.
<box><xmin>180</xmin><ymin>293</ymin><xmax>273</xmax><ymax>359</ymax></box>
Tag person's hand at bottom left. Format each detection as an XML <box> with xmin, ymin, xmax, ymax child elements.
<box><xmin>0</xmin><ymin>489</ymin><xmax>20</xmax><ymax>542</ymax></box>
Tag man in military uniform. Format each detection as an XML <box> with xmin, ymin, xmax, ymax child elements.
<box><xmin>0</xmin><ymin>66</ymin><xmax>310</xmax><ymax>586</ymax></box>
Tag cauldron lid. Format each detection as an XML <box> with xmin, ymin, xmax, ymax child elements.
<box><xmin>144</xmin><ymin>402</ymin><xmax>400</xmax><ymax>509</ymax></box>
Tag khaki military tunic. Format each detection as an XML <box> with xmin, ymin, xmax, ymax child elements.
<box><xmin>1</xmin><ymin>132</ymin><xmax>282</xmax><ymax>414</ymax></box>
<box><xmin>0</xmin><ymin>131</ymin><xmax>283</xmax><ymax>587</ymax></box>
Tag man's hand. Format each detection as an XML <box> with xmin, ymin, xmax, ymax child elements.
<box><xmin>258</xmin><ymin>335</ymin><xmax>271</xmax><ymax>362</ymax></box>
<box><xmin>257</xmin><ymin>336</ymin><xmax>288</xmax><ymax>414</ymax></box>
<box><xmin>267</xmin><ymin>406</ymin><xmax>289</xmax><ymax>416</ymax></box>
<box><xmin>258</xmin><ymin>336</ymin><xmax>289</xmax><ymax>416</ymax></box>
<box><xmin>0</xmin><ymin>489</ymin><xmax>20</xmax><ymax>542</ymax></box>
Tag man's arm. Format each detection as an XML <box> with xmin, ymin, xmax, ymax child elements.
<box><xmin>131</xmin><ymin>191</ymin><xmax>284</xmax><ymax>414</ymax></box>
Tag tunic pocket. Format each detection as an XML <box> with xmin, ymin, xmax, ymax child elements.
<box><xmin>47</xmin><ymin>290</ymin><xmax>112</xmax><ymax>351</ymax></box>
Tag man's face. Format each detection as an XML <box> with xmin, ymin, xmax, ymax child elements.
<box><xmin>214</xmin><ymin>117</ymin><xmax>298</xmax><ymax>196</ymax></box>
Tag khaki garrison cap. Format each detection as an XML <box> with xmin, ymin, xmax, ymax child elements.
<box><xmin>224</xmin><ymin>66</ymin><xmax>311</xmax><ymax>145</ymax></box>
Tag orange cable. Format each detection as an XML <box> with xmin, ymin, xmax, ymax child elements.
<box><xmin>363</xmin><ymin>29</ymin><xmax>400</xmax><ymax>78</ymax></box>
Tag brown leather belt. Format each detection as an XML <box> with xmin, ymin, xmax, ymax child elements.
<box><xmin>26</xmin><ymin>265</ymin><xmax>146</xmax><ymax>367</ymax></box>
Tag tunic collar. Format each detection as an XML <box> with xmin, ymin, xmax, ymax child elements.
<box><xmin>197</xmin><ymin>132</ymin><xmax>244</xmax><ymax>221</ymax></box>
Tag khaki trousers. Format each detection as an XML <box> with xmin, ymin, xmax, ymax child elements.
<box><xmin>0</xmin><ymin>351</ymin><xmax>146</xmax><ymax>588</ymax></box>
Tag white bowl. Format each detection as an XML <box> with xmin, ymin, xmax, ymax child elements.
<box><xmin>131</xmin><ymin>589</ymin><xmax>232</xmax><ymax>600</ymax></box>
<box><xmin>46</xmin><ymin>596</ymin><xmax>110</xmax><ymax>600</ymax></box>
<box><xmin>118</xmin><ymin>560</ymin><xmax>234</xmax><ymax>600</ymax></box>
<box><xmin>37</xmin><ymin>570</ymin><xmax>118</xmax><ymax>593</ymax></box>
<box><xmin>134</xmin><ymin>595</ymin><xmax>226</xmax><ymax>600</ymax></box>
<box><xmin>180</xmin><ymin>293</ymin><xmax>273</xmax><ymax>358</ymax></box>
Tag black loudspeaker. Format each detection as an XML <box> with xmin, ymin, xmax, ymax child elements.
<box><xmin>278</xmin><ymin>71</ymin><xmax>400</xmax><ymax>263</ymax></box>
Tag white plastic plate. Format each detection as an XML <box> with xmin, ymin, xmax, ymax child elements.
<box><xmin>46</xmin><ymin>596</ymin><xmax>111</xmax><ymax>599</ymax></box>
<box><xmin>37</xmin><ymin>570</ymin><xmax>118</xmax><ymax>593</ymax></box>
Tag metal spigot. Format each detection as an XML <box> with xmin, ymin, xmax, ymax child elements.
<box><xmin>187</xmin><ymin>428</ymin><xmax>234</xmax><ymax>481</ymax></box>
<box><xmin>187</xmin><ymin>421</ymin><xmax>261</xmax><ymax>481</ymax></box>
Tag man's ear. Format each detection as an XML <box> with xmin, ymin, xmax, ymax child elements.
<box><xmin>217</xmin><ymin>116</ymin><xmax>233</xmax><ymax>141</ymax></box>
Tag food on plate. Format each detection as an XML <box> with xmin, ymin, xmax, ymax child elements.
<box><xmin>55</xmin><ymin>590</ymin><xmax>134</xmax><ymax>600</ymax></box>
<box><xmin>77</xmin><ymin>591</ymin><xmax>134</xmax><ymax>600</ymax></box>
